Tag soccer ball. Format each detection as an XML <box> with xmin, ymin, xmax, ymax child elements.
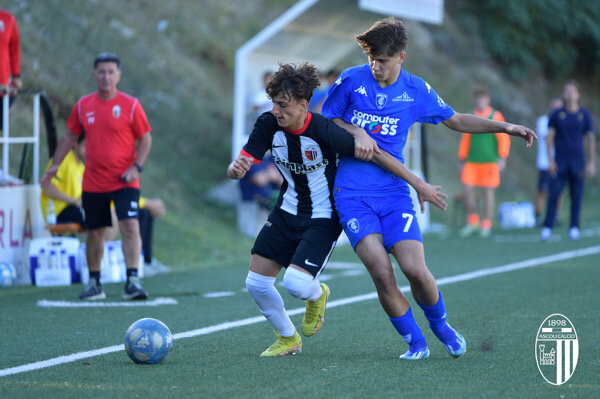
<box><xmin>124</xmin><ymin>318</ymin><xmax>173</xmax><ymax>364</ymax></box>
<box><xmin>0</xmin><ymin>262</ymin><xmax>17</xmax><ymax>288</ymax></box>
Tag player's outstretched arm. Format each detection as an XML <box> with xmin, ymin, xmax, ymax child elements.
<box><xmin>443</xmin><ymin>113</ymin><xmax>538</xmax><ymax>148</ymax></box>
<box><xmin>371</xmin><ymin>151</ymin><xmax>448</xmax><ymax>213</ymax></box>
<box><xmin>227</xmin><ymin>154</ymin><xmax>254</xmax><ymax>180</ymax></box>
<box><xmin>332</xmin><ymin>118</ymin><xmax>380</xmax><ymax>161</ymax></box>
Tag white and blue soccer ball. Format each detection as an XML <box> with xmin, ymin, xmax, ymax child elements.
<box><xmin>124</xmin><ymin>318</ymin><xmax>173</xmax><ymax>364</ymax></box>
<box><xmin>0</xmin><ymin>262</ymin><xmax>17</xmax><ymax>288</ymax></box>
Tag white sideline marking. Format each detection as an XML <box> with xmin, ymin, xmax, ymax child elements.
<box><xmin>2</xmin><ymin>245</ymin><xmax>599</xmax><ymax>378</ymax></box>
<box><xmin>203</xmin><ymin>291</ymin><xmax>236</xmax><ymax>298</ymax></box>
<box><xmin>326</xmin><ymin>261</ymin><xmax>362</xmax><ymax>270</ymax></box>
<box><xmin>340</xmin><ymin>270</ymin><xmax>365</xmax><ymax>277</ymax></box>
<box><xmin>37</xmin><ymin>297</ymin><xmax>178</xmax><ymax>308</ymax></box>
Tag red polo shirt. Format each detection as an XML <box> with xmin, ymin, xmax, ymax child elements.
<box><xmin>66</xmin><ymin>91</ymin><xmax>151</xmax><ymax>192</ymax></box>
<box><xmin>0</xmin><ymin>9</ymin><xmax>20</xmax><ymax>86</ymax></box>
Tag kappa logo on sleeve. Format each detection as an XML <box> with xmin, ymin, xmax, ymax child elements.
<box><xmin>425</xmin><ymin>82</ymin><xmax>432</xmax><ymax>93</ymax></box>
<box><xmin>437</xmin><ymin>95</ymin><xmax>447</xmax><ymax>108</ymax></box>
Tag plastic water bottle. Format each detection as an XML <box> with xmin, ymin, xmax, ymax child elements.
<box><xmin>48</xmin><ymin>250</ymin><xmax>57</xmax><ymax>269</ymax></box>
<box><xmin>108</xmin><ymin>244</ymin><xmax>120</xmax><ymax>281</ymax></box>
<box><xmin>46</xmin><ymin>199</ymin><xmax>57</xmax><ymax>225</ymax></box>
<box><xmin>38</xmin><ymin>248</ymin><xmax>47</xmax><ymax>269</ymax></box>
<box><xmin>60</xmin><ymin>249</ymin><xmax>69</xmax><ymax>270</ymax></box>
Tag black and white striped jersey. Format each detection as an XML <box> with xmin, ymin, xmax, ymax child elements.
<box><xmin>242</xmin><ymin>112</ymin><xmax>355</xmax><ymax>219</ymax></box>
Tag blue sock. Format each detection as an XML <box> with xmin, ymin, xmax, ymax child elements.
<box><xmin>389</xmin><ymin>308</ymin><xmax>427</xmax><ymax>350</ymax></box>
<box><xmin>419</xmin><ymin>291</ymin><xmax>454</xmax><ymax>343</ymax></box>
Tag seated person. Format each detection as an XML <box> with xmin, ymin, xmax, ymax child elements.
<box><xmin>238</xmin><ymin>154</ymin><xmax>282</xmax><ymax>210</ymax></box>
<box><xmin>105</xmin><ymin>196</ymin><xmax>166</xmax><ymax>269</ymax></box>
<box><xmin>40</xmin><ymin>132</ymin><xmax>85</xmax><ymax>224</ymax></box>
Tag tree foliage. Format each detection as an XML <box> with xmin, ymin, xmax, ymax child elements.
<box><xmin>469</xmin><ymin>0</ymin><xmax>600</xmax><ymax>80</ymax></box>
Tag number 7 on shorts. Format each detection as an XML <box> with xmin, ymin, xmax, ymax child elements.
<box><xmin>402</xmin><ymin>213</ymin><xmax>413</xmax><ymax>233</ymax></box>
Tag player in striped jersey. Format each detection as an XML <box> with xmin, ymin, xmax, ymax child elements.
<box><xmin>228</xmin><ymin>63</ymin><xmax>448</xmax><ymax>357</ymax></box>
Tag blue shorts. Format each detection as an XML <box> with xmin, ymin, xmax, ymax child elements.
<box><xmin>334</xmin><ymin>195</ymin><xmax>422</xmax><ymax>251</ymax></box>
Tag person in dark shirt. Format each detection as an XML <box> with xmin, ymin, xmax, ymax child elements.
<box><xmin>541</xmin><ymin>80</ymin><xmax>596</xmax><ymax>241</ymax></box>
<box><xmin>238</xmin><ymin>154</ymin><xmax>281</xmax><ymax>210</ymax></box>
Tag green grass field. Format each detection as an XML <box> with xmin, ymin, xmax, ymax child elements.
<box><xmin>1</xmin><ymin>219</ymin><xmax>599</xmax><ymax>398</ymax></box>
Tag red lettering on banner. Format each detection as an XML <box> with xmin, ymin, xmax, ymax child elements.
<box><xmin>0</xmin><ymin>210</ymin><xmax>4</xmax><ymax>248</ymax></box>
<box><xmin>23</xmin><ymin>209</ymin><xmax>33</xmax><ymax>241</ymax></box>
<box><xmin>9</xmin><ymin>210</ymin><xmax>19</xmax><ymax>247</ymax></box>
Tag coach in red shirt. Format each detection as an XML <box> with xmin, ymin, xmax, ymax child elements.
<box><xmin>42</xmin><ymin>53</ymin><xmax>152</xmax><ymax>301</ymax></box>
<box><xmin>0</xmin><ymin>8</ymin><xmax>22</xmax><ymax>124</ymax></box>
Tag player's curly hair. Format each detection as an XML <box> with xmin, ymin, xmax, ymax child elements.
<box><xmin>356</xmin><ymin>17</ymin><xmax>408</xmax><ymax>57</ymax></box>
<box><xmin>266</xmin><ymin>62</ymin><xmax>321</xmax><ymax>102</ymax></box>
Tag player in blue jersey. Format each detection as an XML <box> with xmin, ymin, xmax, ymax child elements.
<box><xmin>322</xmin><ymin>17</ymin><xmax>537</xmax><ymax>360</ymax></box>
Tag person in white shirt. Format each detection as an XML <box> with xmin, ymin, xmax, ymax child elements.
<box><xmin>251</xmin><ymin>71</ymin><xmax>273</xmax><ymax>116</ymax></box>
<box><xmin>534</xmin><ymin>98</ymin><xmax>563</xmax><ymax>224</ymax></box>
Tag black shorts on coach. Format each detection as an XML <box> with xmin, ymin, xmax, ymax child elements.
<box><xmin>82</xmin><ymin>188</ymin><xmax>140</xmax><ymax>230</ymax></box>
<box><xmin>251</xmin><ymin>207</ymin><xmax>342</xmax><ymax>277</ymax></box>
<box><xmin>57</xmin><ymin>205</ymin><xmax>85</xmax><ymax>225</ymax></box>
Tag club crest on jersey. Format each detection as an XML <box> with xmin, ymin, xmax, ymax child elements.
<box><xmin>112</xmin><ymin>105</ymin><xmax>122</xmax><ymax>118</ymax></box>
<box><xmin>347</xmin><ymin>218</ymin><xmax>359</xmax><ymax>234</ymax></box>
<box><xmin>0</xmin><ymin>21</ymin><xmax>5</xmax><ymax>33</ymax></box>
<box><xmin>376</xmin><ymin>93</ymin><xmax>388</xmax><ymax>110</ymax></box>
<box><xmin>304</xmin><ymin>146</ymin><xmax>319</xmax><ymax>161</ymax></box>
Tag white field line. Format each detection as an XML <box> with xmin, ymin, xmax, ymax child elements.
<box><xmin>1</xmin><ymin>245</ymin><xmax>599</xmax><ymax>378</ymax></box>
<box><xmin>326</xmin><ymin>261</ymin><xmax>363</xmax><ymax>270</ymax></box>
<box><xmin>37</xmin><ymin>297</ymin><xmax>178</xmax><ymax>308</ymax></box>
<box><xmin>203</xmin><ymin>291</ymin><xmax>236</xmax><ymax>298</ymax></box>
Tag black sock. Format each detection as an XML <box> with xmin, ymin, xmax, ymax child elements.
<box><xmin>126</xmin><ymin>269</ymin><xmax>138</xmax><ymax>280</ymax></box>
<box><xmin>90</xmin><ymin>271</ymin><xmax>101</xmax><ymax>285</ymax></box>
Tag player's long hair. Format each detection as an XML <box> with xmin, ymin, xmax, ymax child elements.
<box><xmin>356</xmin><ymin>17</ymin><xmax>408</xmax><ymax>57</ymax></box>
<box><xmin>266</xmin><ymin>63</ymin><xmax>320</xmax><ymax>103</ymax></box>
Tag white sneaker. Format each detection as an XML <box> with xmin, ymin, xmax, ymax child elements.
<box><xmin>568</xmin><ymin>227</ymin><xmax>580</xmax><ymax>241</ymax></box>
<box><xmin>540</xmin><ymin>227</ymin><xmax>552</xmax><ymax>242</ymax></box>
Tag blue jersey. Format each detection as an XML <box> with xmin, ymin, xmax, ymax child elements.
<box><xmin>548</xmin><ymin>107</ymin><xmax>594</xmax><ymax>171</ymax></box>
<box><xmin>322</xmin><ymin>65</ymin><xmax>455</xmax><ymax>198</ymax></box>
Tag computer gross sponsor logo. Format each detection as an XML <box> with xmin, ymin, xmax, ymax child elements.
<box><xmin>350</xmin><ymin>110</ymin><xmax>400</xmax><ymax>136</ymax></box>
